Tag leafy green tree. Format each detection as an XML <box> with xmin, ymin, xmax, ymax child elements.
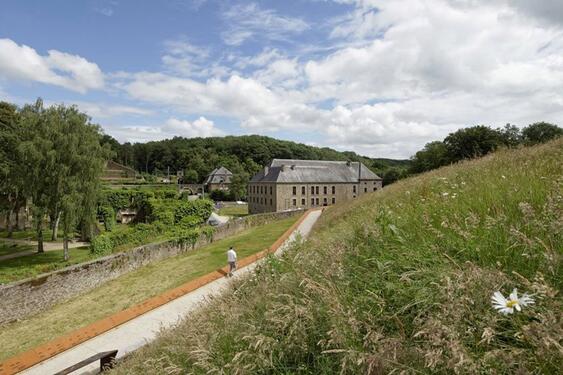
<box><xmin>382</xmin><ymin>168</ymin><xmax>401</xmax><ymax>186</ymax></box>
<box><xmin>409</xmin><ymin>141</ymin><xmax>450</xmax><ymax>174</ymax></box>
<box><xmin>0</xmin><ymin>101</ymin><xmax>23</xmax><ymax>236</ymax></box>
<box><xmin>230</xmin><ymin>172</ymin><xmax>249</xmax><ymax>200</ymax></box>
<box><xmin>443</xmin><ymin>125</ymin><xmax>502</xmax><ymax>162</ymax></box>
<box><xmin>184</xmin><ymin>169</ymin><xmax>199</xmax><ymax>183</ymax></box>
<box><xmin>498</xmin><ymin>123</ymin><xmax>522</xmax><ymax>148</ymax></box>
<box><xmin>522</xmin><ymin>122</ymin><xmax>562</xmax><ymax>145</ymax></box>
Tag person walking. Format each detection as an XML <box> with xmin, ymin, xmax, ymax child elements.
<box><xmin>227</xmin><ymin>246</ymin><xmax>237</xmax><ymax>277</ymax></box>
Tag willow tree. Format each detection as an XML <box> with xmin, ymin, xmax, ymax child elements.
<box><xmin>16</xmin><ymin>100</ymin><xmax>109</xmax><ymax>255</ymax></box>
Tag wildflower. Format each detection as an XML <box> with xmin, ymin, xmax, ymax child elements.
<box><xmin>501</xmin><ymin>175</ymin><xmax>506</xmax><ymax>179</ymax></box>
<box><xmin>442</xmin><ymin>192</ymin><xmax>449</xmax><ymax>196</ymax></box>
<box><xmin>491</xmin><ymin>288</ymin><xmax>534</xmax><ymax>314</ymax></box>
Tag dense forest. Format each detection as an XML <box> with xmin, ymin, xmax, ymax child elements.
<box><xmin>100</xmin><ymin>134</ymin><xmax>410</xmax><ymax>184</ymax></box>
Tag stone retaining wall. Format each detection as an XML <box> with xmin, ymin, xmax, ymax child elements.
<box><xmin>0</xmin><ymin>209</ymin><xmax>303</xmax><ymax>325</ymax></box>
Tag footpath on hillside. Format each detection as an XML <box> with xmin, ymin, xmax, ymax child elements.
<box><xmin>5</xmin><ymin>209</ymin><xmax>322</xmax><ymax>375</ymax></box>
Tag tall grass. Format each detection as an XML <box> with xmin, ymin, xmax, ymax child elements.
<box><xmin>113</xmin><ymin>140</ymin><xmax>562</xmax><ymax>374</ymax></box>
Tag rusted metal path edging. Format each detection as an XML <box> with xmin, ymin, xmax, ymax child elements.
<box><xmin>0</xmin><ymin>208</ymin><xmax>319</xmax><ymax>375</ymax></box>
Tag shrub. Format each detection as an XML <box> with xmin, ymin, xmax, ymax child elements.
<box><xmin>99</xmin><ymin>205</ymin><xmax>116</xmax><ymax>232</ymax></box>
<box><xmin>90</xmin><ymin>234</ymin><xmax>113</xmax><ymax>255</ymax></box>
<box><xmin>209</xmin><ymin>189</ymin><xmax>234</xmax><ymax>202</ymax></box>
<box><xmin>174</xmin><ymin>199</ymin><xmax>213</xmax><ymax>224</ymax></box>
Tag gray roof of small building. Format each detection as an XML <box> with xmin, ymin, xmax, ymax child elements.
<box><xmin>204</xmin><ymin>166</ymin><xmax>233</xmax><ymax>184</ymax></box>
<box><xmin>250</xmin><ymin>159</ymin><xmax>381</xmax><ymax>183</ymax></box>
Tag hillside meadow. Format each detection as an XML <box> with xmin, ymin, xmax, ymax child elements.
<box><xmin>113</xmin><ymin>139</ymin><xmax>562</xmax><ymax>374</ymax></box>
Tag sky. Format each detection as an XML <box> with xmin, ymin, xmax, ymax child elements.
<box><xmin>1</xmin><ymin>0</ymin><xmax>562</xmax><ymax>159</ymax></box>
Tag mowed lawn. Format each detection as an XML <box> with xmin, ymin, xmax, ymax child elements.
<box><xmin>0</xmin><ymin>247</ymin><xmax>95</xmax><ymax>284</ymax></box>
<box><xmin>0</xmin><ymin>214</ymin><xmax>300</xmax><ymax>361</ymax></box>
<box><xmin>218</xmin><ymin>204</ymin><xmax>248</xmax><ymax>217</ymax></box>
<box><xmin>0</xmin><ymin>243</ymin><xmax>34</xmax><ymax>258</ymax></box>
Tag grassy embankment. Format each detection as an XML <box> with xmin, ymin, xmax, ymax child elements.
<box><xmin>0</xmin><ymin>214</ymin><xmax>300</xmax><ymax>361</ymax></box>
<box><xmin>218</xmin><ymin>204</ymin><xmax>249</xmax><ymax>218</ymax></box>
<box><xmin>113</xmin><ymin>140</ymin><xmax>562</xmax><ymax>374</ymax></box>
<box><xmin>0</xmin><ymin>223</ymin><xmax>173</xmax><ymax>284</ymax></box>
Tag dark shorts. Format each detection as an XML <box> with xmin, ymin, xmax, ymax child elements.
<box><xmin>229</xmin><ymin>261</ymin><xmax>236</xmax><ymax>271</ymax></box>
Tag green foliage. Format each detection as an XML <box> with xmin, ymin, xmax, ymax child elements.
<box><xmin>174</xmin><ymin>199</ymin><xmax>213</xmax><ymax>224</ymax></box>
<box><xmin>444</xmin><ymin>125</ymin><xmax>503</xmax><ymax>161</ymax></box>
<box><xmin>409</xmin><ymin>141</ymin><xmax>450</xmax><ymax>174</ymax></box>
<box><xmin>209</xmin><ymin>189</ymin><xmax>234</xmax><ymax>202</ymax></box>
<box><xmin>229</xmin><ymin>172</ymin><xmax>249</xmax><ymax>200</ymax></box>
<box><xmin>99</xmin><ymin>205</ymin><xmax>116</xmax><ymax>232</ymax></box>
<box><xmin>90</xmin><ymin>234</ymin><xmax>113</xmax><ymax>255</ymax></box>
<box><xmin>183</xmin><ymin>169</ymin><xmax>198</xmax><ymax>183</ymax></box>
<box><xmin>522</xmin><ymin>122</ymin><xmax>562</xmax><ymax>145</ymax></box>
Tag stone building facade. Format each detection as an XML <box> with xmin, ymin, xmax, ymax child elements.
<box><xmin>204</xmin><ymin>166</ymin><xmax>233</xmax><ymax>192</ymax></box>
<box><xmin>248</xmin><ymin>159</ymin><xmax>382</xmax><ymax>214</ymax></box>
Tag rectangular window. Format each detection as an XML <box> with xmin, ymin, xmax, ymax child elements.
<box><xmin>373</xmin><ymin>187</ymin><xmax>377</xmax><ymax>191</ymax></box>
<box><xmin>270</xmin><ymin>198</ymin><xmax>273</xmax><ymax>205</ymax></box>
<box><xmin>316</xmin><ymin>198</ymin><xmax>319</xmax><ymax>205</ymax></box>
<box><xmin>260</xmin><ymin>186</ymin><xmax>263</xmax><ymax>194</ymax></box>
<box><xmin>301</xmin><ymin>198</ymin><xmax>305</xmax><ymax>205</ymax></box>
<box><xmin>270</xmin><ymin>186</ymin><xmax>273</xmax><ymax>195</ymax></box>
<box><xmin>292</xmin><ymin>198</ymin><xmax>296</xmax><ymax>206</ymax></box>
<box><xmin>323</xmin><ymin>186</ymin><xmax>327</xmax><ymax>195</ymax></box>
<box><xmin>315</xmin><ymin>186</ymin><xmax>319</xmax><ymax>195</ymax></box>
<box><xmin>353</xmin><ymin>185</ymin><xmax>357</xmax><ymax>193</ymax></box>
<box><xmin>292</xmin><ymin>186</ymin><xmax>297</xmax><ymax>195</ymax></box>
<box><xmin>332</xmin><ymin>197</ymin><xmax>335</xmax><ymax>204</ymax></box>
<box><xmin>311</xmin><ymin>198</ymin><xmax>315</xmax><ymax>206</ymax></box>
<box><xmin>332</xmin><ymin>186</ymin><xmax>335</xmax><ymax>194</ymax></box>
<box><xmin>311</xmin><ymin>186</ymin><xmax>314</xmax><ymax>195</ymax></box>
<box><xmin>301</xmin><ymin>186</ymin><xmax>305</xmax><ymax>195</ymax></box>
<box><xmin>364</xmin><ymin>188</ymin><xmax>367</xmax><ymax>193</ymax></box>
<box><xmin>323</xmin><ymin>198</ymin><xmax>327</xmax><ymax>206</ymax></box>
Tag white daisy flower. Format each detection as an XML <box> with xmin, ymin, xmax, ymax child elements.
<box><xmin>491</xmin><ymin>288</ymin><xmax>535</xmax><ymax>314</ymax></box>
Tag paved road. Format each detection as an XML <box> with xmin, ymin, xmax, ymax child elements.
<box><xmin>0</xmin><ymin>239</ymin><xmax>89</xmax><ymax>261</ymax></box>
<box><xmin>21</xmin><ymin>209</ymin><xmax>322</xmax><ymax>375</ymax></box>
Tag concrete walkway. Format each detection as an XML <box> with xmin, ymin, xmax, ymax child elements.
<box><xmin>20</xmin><ymin>209</ymin><xmax>322</xmax><ymax>375</ymax></box>
<box><xmin>0</xmin><ymin>239</ymin><xmax>89</xmax><ymax>261</ymax></box>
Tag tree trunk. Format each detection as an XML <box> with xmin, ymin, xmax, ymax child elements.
<box><xmin>5</xmin><ymin>211</ymin><xmax>12</xmax><ymax>238</ymax></box>
<box><xmin>15</xmin><ymin>208</ymin><xmax>20</xmax><ymax>231</ymax></box>
<box><xmin>63</xmin><ymin>236</ymin><xmax>69</xmax><ymax>261</ymax></box>
<box><xmin>37</xmin><ymin>223</ymin><xmax>44</xmax><ymax>253</ymax></box>
<box><xmin>51</xmin><ymin>211</ymin><xmax>61</xmax><ymax>241</ymax></box>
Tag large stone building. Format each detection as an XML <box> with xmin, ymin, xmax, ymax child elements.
<box><xmin>248</xmin><ymin>159</ymin><xmax>382</xmax><ymax>214</ymax></box>
<box><xmin>204</xmin><ymin>166</ymin><xmax>233</xmax><ymax>192</ymax></box>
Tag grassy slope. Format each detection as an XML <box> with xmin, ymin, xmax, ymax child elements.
<box><xmin>218</xmin><ymin>204</ymin><xmax>249</xmax><ymax>218</ymax></box>
<box><xmin>0</xmin><ymin>247</ymin><xmax>95</xmax><ymax>284</ymax></box>
<box><xmin>113</xmin><ymin>140</ymin><xmax>562</xmax><ymax>374</ymax></box>
<box><xmin>0</xmin><ymin>215</ymin><xmax>299</xmax><ymax>361</ymax></box>
<box><xmin>0</xmin><ymin>243</ymin><xmax>34</xmax><ymax>257</ymax></box>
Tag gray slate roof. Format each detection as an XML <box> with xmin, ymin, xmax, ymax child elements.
<box><xmin>204</xmin><ymin>166</ymin><xmax>233</xmax><ymax>184</ymax></box>
<box><xmin>250</xmin><ymin>159</ymin><xmax>381</xmax><ymax>183</ymax></box>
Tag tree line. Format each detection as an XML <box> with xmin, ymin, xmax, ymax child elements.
<box><xmin>100</xmin><ymin>133</ymin><xmax>410</xmax><ymax>194</ymax></box>
<box><xmin>409</xmin><ymin>122</ymin><xmax>562</xmax><ymax>174</ymax></box>
<box><xmin>0</xmin><ymin>100</ymin><xmax>110</xmax><ymax>257</ymax></box>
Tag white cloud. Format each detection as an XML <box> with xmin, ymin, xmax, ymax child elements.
<box><xmin>107</xmin><ymin>116</ymin><xmax>223</xmax><ymax>143</ymax></box>
<box><xmin>0</xmin><ymin>38</ymin><xmax>104</xmax><ymax>93</ymax></box>
<box><xmin>221</xmin><ymin>3</ymin><xmax>310</xmax><ymax>46</ymax></box>
<box><xmin>68</xmin><ymin>101</ymin><xmax>153</xmax><ymax>119</ymax></box>
<box><xmin>113</xmin><ymin>0</ymin><xmax>563</xmax><ymax>157</ymax></box>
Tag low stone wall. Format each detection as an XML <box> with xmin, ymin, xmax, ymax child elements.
<box><xmin>0</xmin><ymin>209</ymin><xmax>303</xmax><ymax>325</ymax></box>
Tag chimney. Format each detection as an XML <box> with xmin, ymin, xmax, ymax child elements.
<box><xmin>264</xmin><ymin>166</ymin><xmax>269</xmax><ymax>175</ymax></box>
<box><xmin>281</xmin><ymin>164</ymin><xmax>286</xmax><ymax>172</ymax></box>
<box><xmin>290</xmin><ymin>165</ymin><xmax>295</xmax><ymax>170</ymax></box>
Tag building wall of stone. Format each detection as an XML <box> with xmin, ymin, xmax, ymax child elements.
<box><xmin>0</xmin><ymin>209</ymin><xmax>302</xmax><ymax>325</ymax></box>
<box><xmin>248</xmin><ymin>179</ymin><xmax>382</xmax><ymax>214</ymax></box>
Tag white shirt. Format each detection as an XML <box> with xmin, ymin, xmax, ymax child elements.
<box><xmin>227</xmin><ymin>249</ymin><xmax>237</xmax><ymax>262</ymax></box>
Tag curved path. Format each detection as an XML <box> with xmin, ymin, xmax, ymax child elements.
<box><xmin>8</xmin><ymin>209</ymin><xmax>322</xmax><ymax>375</ymax></box>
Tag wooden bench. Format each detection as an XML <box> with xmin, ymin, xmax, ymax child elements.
<box><xmin>53</xmin><ymin>350</ymin><xmax>118</xmax><ymax>375</ymax></box>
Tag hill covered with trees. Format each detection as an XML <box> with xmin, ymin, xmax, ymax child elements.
<box><xmin>100</xmin><ymin>134</ymin><xmax>411</xmax><ymax>185</ymax></box>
